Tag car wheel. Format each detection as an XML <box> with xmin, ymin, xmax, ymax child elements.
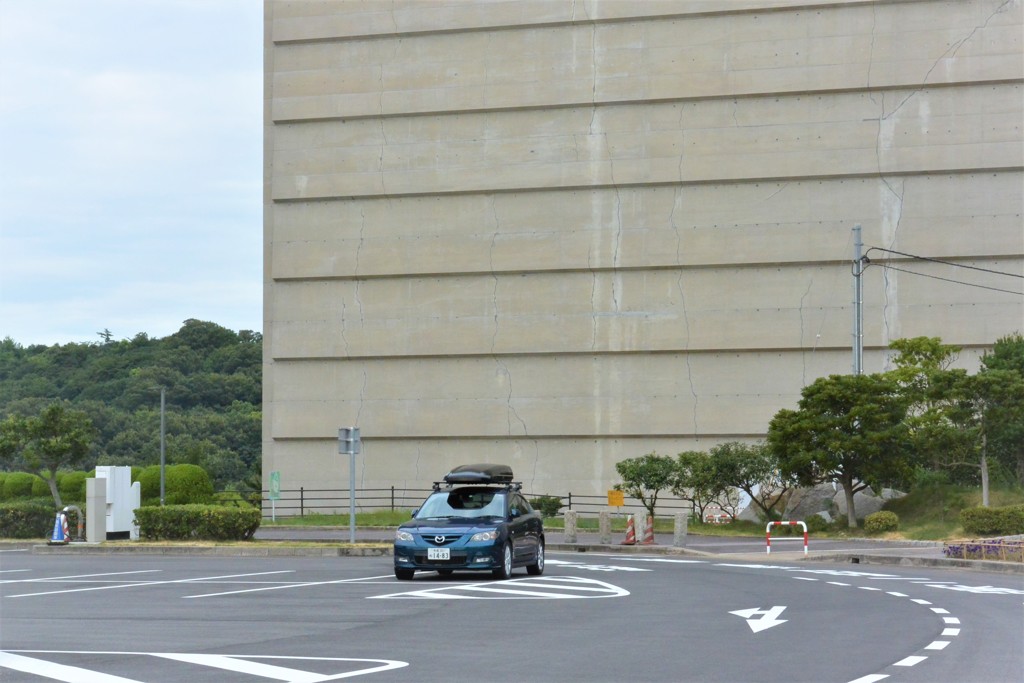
<box><xmin>395</xmin><ymin>567</ymin><xmax>415</xmax><ymax>580</ymax></box>
<box><xmin>526</xmin><ymin>539</ymin><xmax>545</xmax><ymax>576</ymax></box>
<box><xmin>492</xmin><ymin>543</ymin><xmax>513</xmax><ymax>580</ymax></box>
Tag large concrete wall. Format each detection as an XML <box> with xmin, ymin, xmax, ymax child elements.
<box><xmin>263</xmin><ymin>0</ymin><xmax>1024</xmax><ymax>501</ymax></box>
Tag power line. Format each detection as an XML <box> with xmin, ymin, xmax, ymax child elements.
<box><xmin>864</xmin><ymin>246</ymin><xmax>1024</xmax><ymax>280</ymax></box>
<box><xmin>874</xmin><ymin>262</ymin><xmax>1024</xmax><ymax>296</ymax></box>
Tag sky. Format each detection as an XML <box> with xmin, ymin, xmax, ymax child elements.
<box><xmin>0</xmin><ymin>0</ymin><xmax>263</xmax><ymax>346</ymax></box>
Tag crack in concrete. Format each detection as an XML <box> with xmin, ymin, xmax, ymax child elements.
<box><xmin>671</xmin><ymin>187</ymin><xmax>699</xmax><ymax>433</ymax></box>
<box><xmin>355</xmin><ymin>207</ymin><xmax>365</xmax><ymax>325</ymax></box>
<box><xmin>488</xmin><ymin>195</ymin><xmax>527</xmax><ymax>437</ymax></box>
<box><xmin>799</xmin><ymin>276</ymin><xmax>814</xmax><ymax>386</ymax></box>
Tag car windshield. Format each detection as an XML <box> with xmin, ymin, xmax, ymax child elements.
<box><xmin>416</xmin><ymin>488</ymin><xmax>506</xmax><ymax>520</ymax></box>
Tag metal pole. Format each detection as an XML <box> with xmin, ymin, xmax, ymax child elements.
<box><xmin>350</xmin><ymin>452</ymin><xmax>356</xmax><ymax>544</ymax></box>
<box><xmin>852</xmin><ymin>224</ymin><xmax>864</xmax><ymax>375</ymax></box>
<box><xmin>160</xmin><ymin>387</ymin><xmax>166</xmax><ymax>505</ymax></box>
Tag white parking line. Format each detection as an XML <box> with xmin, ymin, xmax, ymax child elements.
<box><xmin>183</xmin><ymin>574</ymin><xmax>395</xmax><ymax>599</ymax></box>
<box><xmin>6</xmin><ymin>571</ymin><xmax>294</xmax><ymax>598</ymax></box>
<box><xmin>0</xmin><ymin>651</ymin><xmax>142</xmax><ymax>683</ymax></box>
<box><xmin>1</xmin><ymin>570</ymin><xmax>160</xmax><ymax>585</ymax></box>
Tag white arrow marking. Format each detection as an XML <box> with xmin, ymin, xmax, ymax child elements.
<box><xmin>730</xmin><ymin>605</ymin><xmax>788</xmax><ymax>633</ymax></box>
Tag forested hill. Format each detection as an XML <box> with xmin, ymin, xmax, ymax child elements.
<box><xmin>0</xmin><ymin>319</ymin><xmax>261</xmax><ymax>491</ymax></box>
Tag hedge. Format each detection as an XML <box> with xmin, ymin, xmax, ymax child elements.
<box><xmin>960</xmin><ymin>504</ymin><xmax>1024</xmax><ymax>537</ymax></box>
<box><xmin>2</xmin><ymin>472</ymin><xmax>39</xmax><ymax>500</ymax></box>
<box><xmin>136</xmin><ymin>464</ymin><xmax>214</xmax><ymax>506</ymax></box>
<box><xmin>0</xmin><ymin>500</ymin><xmax>56</xmax><ymax>538</ymax></box>
<box><xmin>134</xmin><ymin>504</ymin><xmax>260</xmax><ymax>541</ymax></box>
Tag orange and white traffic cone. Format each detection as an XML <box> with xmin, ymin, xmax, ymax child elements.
<box><xmin>641</xmin><ymin>515</ymin><xmax>656</xmax><ymax>545</ymax></box>
<box><xmin>621</xmin><ymin>515</ymin><xmax>636</xmax><ymax>545</ymax></box>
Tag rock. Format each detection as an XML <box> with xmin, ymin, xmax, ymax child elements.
<box><xmin>833</xmin><ymin>487</ymin><xmax>905</xmax><ymax>519</ymax></box>
<box><xmin>782</xmin><ymin>483</ymin><xmax>836</xmax><ymax>520</ymax></box>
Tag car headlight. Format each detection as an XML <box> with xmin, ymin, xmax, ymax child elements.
<box><xmin>470</xmin><ymin>530</ymin><xmax>498</xmax><ymax>542</ymax></box>
<box><xmin>395</xmin><ymin>529</ymin><xmax>414</xmax><ymax>542</ymax></box>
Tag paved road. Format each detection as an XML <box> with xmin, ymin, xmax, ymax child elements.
<box><xmin>2</xmin><ymin>548</ymin><xmax>1021</xmax><ymax>682</ymax></box>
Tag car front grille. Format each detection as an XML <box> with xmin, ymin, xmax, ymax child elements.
<box><xmin>422</xmin><ymin>534</ymin><xmax>462</xmax><ymax>546</ymax></box>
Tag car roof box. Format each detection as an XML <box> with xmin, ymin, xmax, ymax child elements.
<box><xmin>443</xmin><ymin>463</ymin><xmax>514</xmax><ymax>485</ymax></box>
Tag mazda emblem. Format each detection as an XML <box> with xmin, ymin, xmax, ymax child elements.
<box><xmin>434</xmin><ymin>535</ymin><xmax>446</xmax><ymax>544</ymax></box>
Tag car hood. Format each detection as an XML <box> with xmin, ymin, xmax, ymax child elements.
<box><xmin>399</xmin><ymin>518</ymin><xmax>502</xmax><ymax>535</ymax></box>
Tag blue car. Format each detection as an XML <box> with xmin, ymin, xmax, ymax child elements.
<box><xmin>393</xmin><ymin>464</ymin><xmax>545</xmax><ymax>580</ymax></box>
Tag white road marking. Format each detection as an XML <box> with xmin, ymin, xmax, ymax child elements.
<box><xmin>371</xmin><ymin>575</ymin><xmax>629</xmax><ymax>600</ymax></box>
<box><xmin>6</xmin><ymin>571</ymin><xmax>294</xmax><ymax>598</ymax></box>
<box><xmin>184</xmin><ymin>574</ymin><xmax>394</xmax><ymax>599</ymax></box>
<box><xmin>1</xmin><ymin>570</ymin><xmax>160</xmax><ymax>586</ymax></box>
<box><xmin>894</xmin><ymin>656</ymin><xmax>928</xmax><ymax>667</ymax></box>
<box><xmin>925</xmin><ymin>641</ymin><xmax>951</xmax><ymax>650</ymax></box>
<box><xmin>0</xmin><ymin>651</ymin><xmax>408</xmax><ymax>681</ymax></box>
<box><xmin>847</xmin><ymin>674</ymin><xmax>888</xmax><ymax>683</ymax></box>
<box><xmin>0</xmin><ymin>651</ymin><xmax>142</xmax><ymax>682</ymax></box>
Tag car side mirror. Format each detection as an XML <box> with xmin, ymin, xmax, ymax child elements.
<box><xmin>411</xmin><ymin>508</ymin><xmax>418</xmax><ymax>518</ymax></box>
<box><xmin>510</xmin><ymin>507</ymin><xmax>520</xmax><ymax>519</ymax></box>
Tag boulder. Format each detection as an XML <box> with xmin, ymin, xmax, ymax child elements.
<box><xmin>832</xmin><ymin>487</ymin><xmax>905</xmax><ymax>520</ymax></box>
<box><xmin>782</xmin><ymin>483</ymin><xmax>836</xmax><ymax>520</ymax></box>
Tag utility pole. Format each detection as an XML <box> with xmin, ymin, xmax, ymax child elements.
<box><xmin>852</xmin><ymin>224</ymin><xmax>865</xmax><ymax>375</ymax></box>
<box><xmin>160</xmin><ymin>387</ymin><xmax>166</xmax><ymax>505</ymax></box>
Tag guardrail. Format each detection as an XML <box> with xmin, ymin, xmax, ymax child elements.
<box><xmin>260</xmin><ymin>487</ymin><xmax>698</xmax><ymax>520</ymax></box>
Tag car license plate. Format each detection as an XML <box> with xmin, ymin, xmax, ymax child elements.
<box><xmin>427</xmin><ymin>548</ymin><xmax>450</xmax><ymax>561</ymax></box>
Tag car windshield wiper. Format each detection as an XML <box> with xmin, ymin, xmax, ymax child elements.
<box><xmin>421</xmin><ymin>515</ymin><xmax>459</xmax><ymax>520</ymax></box>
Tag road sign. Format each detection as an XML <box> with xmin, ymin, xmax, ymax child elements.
<box><xmin>268</xmin><ymin>471</ymin><xmax>280</xmax><ymax>501</ymax></box>
<box><xmin>607</xmin><ymin>490</ymin><xmax>624</xmax><ymax>507</ymax></box>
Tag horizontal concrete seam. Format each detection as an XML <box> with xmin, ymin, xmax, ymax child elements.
<box><xmin>269</xmin><ymin>166</ymin><xmax>1024</xmax><ymax>204</ymax></box>
<box><xmin>269</xmin><ymin>0</ymin><xmax>955</xmax><ymax>46</ymax></box>
<box><xmin>270</xmin><ymin>79</ymin><xmax>1024</xmax><ymax>125</ymax></box>
<box><xmin>270</xmin><ymin>253</ymin><xmax>1024</xmax><ymax>284</ymax></box>
<box><xmin>266</xmin><ymin>341</ymin><xmax>1004</xmax><ymax>364</ymax></box>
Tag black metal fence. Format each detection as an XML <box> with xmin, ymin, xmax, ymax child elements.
<box><xmin>261</xmin><ymin>487</ymin><xmax>696</xmax><ymax>519</ymax></box>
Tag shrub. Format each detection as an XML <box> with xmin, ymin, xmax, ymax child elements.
<box><xmin>58</xmin><ymin>471</ymin><xmax>89</xmax><ymax>503</ymax></box>
<box><xmin>2</xmin><ymin>472</ymin><xmax>39</xmax><ymax>500</ymax></box>
<box><xmin>134</xmin><ymin>504</ymin><xmax>260</xmax><ymax>541</ymax></box>
<box><xmin>0</xmin><ymin>500</ymin><xmax>55</xmax><ymax>538</ymax></box>
<box><xmin>961</xmin><ymin>504</ymin><xmax>1024</xmax><ymax>536</ymax></box>
<box><xmin>137</xmin><ymin>464</ymin><xmax>214</xmax><ymax>506</ymax></box>
<box><xmin>805</xmin><ymin>514</ymin><xmax>831</xmax><ymax>533</ymax></box>
<box><xmin>864</xmin><ymin>510</ymin><xmax>899</xmax><ymax>534</ymax></box>
<box><xmin>529</xmin><ymin>495</ymin><xmax>564</xmax><ymax>519</ymax></box>
<box><xmin>31</xmin><ymin>475</ymin><xmax>50</xmax><ymax>498</ymax></box>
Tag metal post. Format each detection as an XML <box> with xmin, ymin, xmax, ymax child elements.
<box><xmin>349</xmin><ymin>450</ymin><xmax>356</xmax><ymax>544</ymax></box>
<box><xmin>159</xmin><ymin>387</ymin><xmax>166</xmax><ymax>505</ymax></box>
<box><xmin>852</xmin><ymin>224</ymin><xmax>864</xmax><ymax>376</ymax></box>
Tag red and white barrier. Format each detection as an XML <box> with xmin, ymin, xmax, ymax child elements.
<box><xmin>765</xmin><ymin>520</ymin><xmax>808</xmax><ymax>555</ymax></box>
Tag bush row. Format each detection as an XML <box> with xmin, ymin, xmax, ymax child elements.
<box><xmin>0</xmin><ymin>465</ymin><xmax>215</xmax><ymax>506</ymax></box>
<box><xmin>0</xmin><ymin>500</ymin><xmax>56</xmax><ymax>538</ymax></box>
<box><xmin>134</xmin><ymin>505</ymin><xmax>260</xmax><ymax>541</ymax></box>
<box><xmin>960</xmin><ymin>504</ymin><xmax>1024</xmax><ymax>536</ymax></box>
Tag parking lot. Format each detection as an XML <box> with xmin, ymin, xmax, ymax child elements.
<box><xmin>2</xmin><ymin>548</ymin><xmax>1022</xmax><ymax>682</ymax></box>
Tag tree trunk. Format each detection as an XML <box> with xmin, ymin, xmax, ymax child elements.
<box><xmin>46</xmin><ymin>476</ymin><xmax>64</xmax><ymax>509</ymax></box>
<box><xmin>981</xmin><ymin>432</ymin><xmax>990</xmax><ymax>508</ymax></box>
<box><xmin>843</xmin><ymin>479</ymin><xmax>857</xmax><ymax>528</ymax></box>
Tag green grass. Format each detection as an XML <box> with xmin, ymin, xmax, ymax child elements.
<box><xmin>263</xmin><ymin>510</ymin><xmax>413</xmax><ymax>527</ymax></box>
<box><xmin>260</xmin><ymin>486</ymin><xmax>1024</xmax><ymax>541</ymax></box>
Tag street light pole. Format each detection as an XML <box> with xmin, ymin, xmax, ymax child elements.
<box><xmin>852</xmin><ymin>224</ymin><xmax>865</xmax><ymax>376</ymax></box>
<box><xmin>160</xmin><ymin>386</ymin><xmax>166</xmax><ymax>506</ymax></box>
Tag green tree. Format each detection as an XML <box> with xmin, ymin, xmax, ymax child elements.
<box><xmin>942</xmin><ymin>369</ymin><xmax>1024</xmax><ymax>506</ymax></box>
<box><xmin>671</xmin><ymin>450</ymin><xmax>723</xmax><ymax>520</ymax></box>
<box><xmin>709</xmin><ymin>441</ymin><xmax>794</xmax><ymax>521</ymax></box>
<box><xmin>0</xmin><ymin>402</ymin><xmax>97</xmax><ymax>508</ymax></box>
<box><xmin>980</xmin><ymin>334</ymin><xmax>1024</xmax><ymax>485</ymax></box>
<box><xmin>614</xmin><ymin>453</ymin><xmax>678</xmax><ymax>519</ymax></box>
<box><xmin>767</xmin><ymin>373</ymin><xmax>912</xmax><ymax>528</ymax></box>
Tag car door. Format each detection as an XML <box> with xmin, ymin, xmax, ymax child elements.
<box><xmin>507</xmin><ymin>494</ymin><xmax>538</xmax><ymax>562</ymax></box>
